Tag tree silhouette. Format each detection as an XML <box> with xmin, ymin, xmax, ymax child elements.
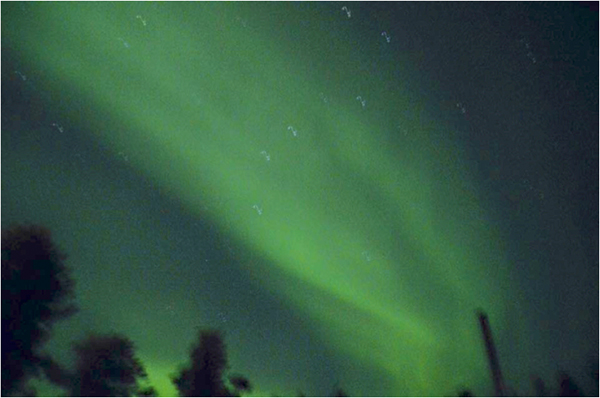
<box><xmin>2</xmin><ymin>224</ymin><xmax>77</xmax><ymax>395</ymax></box>
<box><xmin>229</xmin><ymin>374</ymin><xmax>252</xmax><ymax>396</ymax></box>
<box><xmin>173</xmin><ymin>329</ymin><xmax>251</xmax><ymax>397</ymax></box>
<box><xmin>530</xmin><ymin>375</ymin><xmax>548</xmax><ymax>397</ymax></box>
<box><xmin>331</xmin><ymin>382</ymin><xmax>348</xmax><ymax>397</ymax></box>
<box><xmin>172</xmin><ymin>329</ymin><xmax>230</xmax><ymax>396</ymax></box>
<box><xmin>557</xmin><ymin>372</ymin><xmax>583</xmax><ymax>397</ymax></box>
<box><xmin>331</xmin><ymin>387</ymin><xmax>348</xmax><ymax>397</ymax></box>
<box><xmin>69</xmin><ymin>334</ymin><xmax>149</xmax><ymax>397</ymax></box>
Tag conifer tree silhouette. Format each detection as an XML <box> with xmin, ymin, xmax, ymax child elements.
<box><xmin>173</xmin><ymin>329</ymin><xmax>251</xmax><ymax>396</ymax></box>
<box><xmin>557</xmin><ymin>372</ymin><xmax>583</xmax><ymax>397</ymax></box>
<box><xmin>229</xmin><ymin>374</ymin><xmax>252</xmax><ymax>396</ymax></box>
<box><xmin>2</xmin><ymin>225</ymin><xmax>77</xmax><ymax>395</ymax></box>
<box><xmin>172</xmin><ymin>329</ymin><xmax>231</xmax><ymax>396</ymax></box>
<box><xmin>70</xmin><ymin>334</ymin><xmax>149</xmax><ymax>397</ymax></box>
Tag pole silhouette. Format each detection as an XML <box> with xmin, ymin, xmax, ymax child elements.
<box><xmin>477</xmin><ymin>310</ymin><xmax>505</xmax><ymax>397</ymax></box>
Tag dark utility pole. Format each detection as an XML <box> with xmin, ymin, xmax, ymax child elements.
<box><xmin>477</xmin><ymin>311</ymin><xmax>505</xmax><ymax>397</ymax></box>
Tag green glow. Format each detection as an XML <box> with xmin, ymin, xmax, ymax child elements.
<box><xmin>8</xmin><ymin>3</ymin><xmax>512</xmax><ymax>395</ymax></box>
<box><xmin>140</xmin><ymin>358</ymin><xmax>178</xmax><ymax>397</ymax></box>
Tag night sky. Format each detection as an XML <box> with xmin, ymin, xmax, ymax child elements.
<box><xmin>2</xmin><ymin>2</ymin><xmax>598</xmax><ymax>397</ymax></box>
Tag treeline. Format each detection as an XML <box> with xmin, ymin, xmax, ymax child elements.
<box><xmin>458</xmin><ymin>370</ymin><xmax>594</xmax><ymax>397</ymax></box>
<box><xmin>2</xmin><ymin>224</ymin><xmax>595</xmax><ymax>396</ymax></box>
<box><xmin>1</xmin><ymin>224</ymin><xmax>349</xmax><ymax>397</ymax></box>
<box><xmin>1</xmin><ymin>224</ymin><xmax>254</xmax><ymax>397</ymax></box>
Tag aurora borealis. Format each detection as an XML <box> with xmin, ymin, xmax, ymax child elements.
<box><xmin>2</xmin><ymin>2</ymin><xmax>598</xmax><ymax>397</ymax></box>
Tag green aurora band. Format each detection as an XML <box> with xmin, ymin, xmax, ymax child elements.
<box><xmin>5</xmin><ymin>3</ymin><xmax>514</xmax><ymax>396</ymax></box>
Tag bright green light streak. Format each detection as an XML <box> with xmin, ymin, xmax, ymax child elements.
<box><xmin>11</xmin><ymin>3</ymin><xmax>510</xmax><ymax>395</ymax></box>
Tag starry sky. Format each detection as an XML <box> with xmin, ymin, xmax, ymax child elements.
<box><xmin>1</xmin><ymin>2</ymin><xmax>598</xmax><ymax>397</ymax></box>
